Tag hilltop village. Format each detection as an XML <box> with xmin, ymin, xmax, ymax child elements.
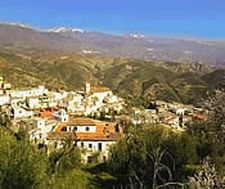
<box><xmin>0</xmin><ymin>77</ymin><xmax>208</xmax><ymax>163</ymax></box>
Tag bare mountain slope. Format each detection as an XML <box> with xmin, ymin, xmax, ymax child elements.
<box><xmin>1</xmin><ymin>23</ymin><xmax>225</xmax><ymax>66</ymax></box>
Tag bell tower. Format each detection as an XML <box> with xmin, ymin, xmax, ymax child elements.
<box><xmin>85</xmin><ymin>82</ymin><xmax>91</xmax><ymax>95</ymax></box>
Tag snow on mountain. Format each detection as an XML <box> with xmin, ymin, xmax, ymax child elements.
<box><xmin>146</xmin><ymin>48</ymin><xmax>155</xmax><ymax>52</ymax></box>
<box><xmin>2</xmin><ymin>22</ymin><xmax>225</xmax><ymax>66</ymax></box>
<box><xmin>126</xmin><ymin>33</ymin><xmax>145</xmax><ymax>39</ymax></box>
<box><xmin>46</xmin><ymin>27</ymin><xmax>85</xmax><ymax>33</ymax></box>
<box><xmin>184</xmin><ymin>51</ymin><xmax>192</xmax><ymax>54</ymax></box>
<box><xmin>1</xmin><ymin>22</ymin><xmax>32</xmax><ymax>29</ymax></box>
<box><xmin>81</xmin><ymin>49</ymin><xmax>100</xmax><ymax>54</ymax></box>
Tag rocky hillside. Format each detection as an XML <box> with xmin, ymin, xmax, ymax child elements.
<box><xmin>0</xmin><ymin>49</ymin><xmax>223</xmax><ymax>106</ymax></box>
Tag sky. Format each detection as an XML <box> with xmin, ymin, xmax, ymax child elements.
<box><xmin>0</xmin><ymin>0</ymin><xmax>225</xmax><ymax>38</ymax></box>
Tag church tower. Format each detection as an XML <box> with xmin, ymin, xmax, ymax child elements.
<box><xmin>85</xmin><ymin>82</ymin><xmax>91</xmax><ymax>95</ymax></box>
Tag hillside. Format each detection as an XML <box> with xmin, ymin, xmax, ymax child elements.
<box><xmin>0</xmin><ymin>49</ymin><xmax>221</xmax><ymax>106</ymax></box>
<box><xmin>102</xmin><ymin>60</ymin><xmax>213</xmax><ymax>105</ymax></box>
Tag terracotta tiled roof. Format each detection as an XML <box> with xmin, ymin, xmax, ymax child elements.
<box><xmin>193</xmin><ymin>113</ymin><xmax>208</xmax><ymax>120</ymax></box>
<box><xmin>164</xmin><ymin>115</ymin><xmax>193</xmax><ymax>122</ymax></box>
<box><xmin>90</xmin><ymin>87</ymin><xmax>111</xmax><ymax>93</ymax></box>
<box><xmin>76</xmin><ymin>121</ymin><xmax>121</xmax><ymax>141</ymax></box>
<box><xmin>49</xmin><ymin>117</ymin><xmax>122</xmax><ymax>141</ymax></box>
<box><xmin>164</xmin><ymin>117</ymin><xmax>177</xmax><ymax>123</ymax></box>
<box><xmin>40</xmin><ymin>111</ymin><xmax>53</xmax><ymax>118</ymax></box>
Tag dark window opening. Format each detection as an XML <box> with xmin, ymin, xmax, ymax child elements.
<box><xmin>103</xmin><ymin>156</ymin><xmax>107</xmax><ymax>162</ymax></box>
<box><xmin>115</xmin><ymin>124</ymin><xmax>120</xmax><ymax>132</ymax></box>
<box><xmin>54</xmin><ymin>142</ymin><xmax>58</xmax><ymax>149</ymax></box>
<box><xmin>86</xmin><ymin>127</ymin><xmax>90</xmax><ymax>131</ymax></box>
<box><xmin>61</xmin><ymin>127</ymin><xmax>67</xmax><ymax>132</ymax></box>
<box><xmin>98</xmin><ymin>143</ymin><xmax>102</xmax><ymax>151</ymax></box>
<box><xmin>89</xmin><ymin>143</ymin><xmax>92</xmax><ymax>148</ymax></box>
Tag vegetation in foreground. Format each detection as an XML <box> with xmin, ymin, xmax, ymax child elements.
<box><xmin>0</xmin><ymin>92</ymin><xmax>225</xmax><ymax>189</ymax></box>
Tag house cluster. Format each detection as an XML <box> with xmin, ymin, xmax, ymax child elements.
<box><xmin>0</xmin><ymin>78</ymin><xmax>124</xmax><ymax>163</ymax></box>
<box><xmin>0</xmin><ymin>76</ymin><xmax>12</xmax><ymax>105</ymax></box>
<box><xmin>0</xmin><ymin>76</ymin><xmax>208</xmax><ymax>161</ymax></box>
<box><xmin>129</xmin><ymin>100</ymin><xmax>208</xmax><ymax>130</ymax></box>
<box><xmin>155</xmin><ymin>101</ymin><xmax>208</xmax><ymax>129</ymax></box>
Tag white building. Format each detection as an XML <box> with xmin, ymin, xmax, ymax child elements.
<box><xmin>29</xmin><ymin>118</ymin><xmax>57</xmax><ymax>144</ymax></box>
<box><xmin>84</xmin><ymin>83</ymin><xmax>113</xmax><ymax>103</ymax></box>
<box><xmin>8</xmin><ymin>86</ymin><xmax>46</xmax><ymax>99</ymax></box>
<box><xmin>0</xmin><ymin>95</ymin><xmax>10</xmax><ymax>106</ymax></box>
<box><xmin>10</xmin><ymin>97</ymin><xmax>26</xmax><ymax>108</ymax></box>
<box><xmin>3</xmin><ymin>82</ymin><xmax>12</xmax><ymax>90</ymax></box>
<box><xmin>176</xmin><ymin>108</ymin><xmax>186</xmax><ymax>116</ymax></box>
<box><xmin>47</xmin><ymin>117</ymin><xmax>122</xmax><ymax>163</ymax></box>
<box><xmin>12</xmin><ymin>107</ymin><xmax>33</xmax><ymax>119</ymax></box>
<box><xmin>53</xmin><ymin>109</ymin><xmax>69</xmax><ymax>123</ymax></box>
<box><xmin>26</xmin><ymin>96</ymin><xmax>40</xmax><ymax>109</ymax></box>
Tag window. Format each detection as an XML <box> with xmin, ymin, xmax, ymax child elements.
<box><xmin>54</xmin><ymin>142</ymin><xmax>58</xmax><ymax>149</ymax></box>
<box><xmin>115</xmin><ymin>124</ymin><xmax>120</xmax><ymax>132</ymax></box>
<box><xmin>87</xmin><ymin>156</ymin><xmax>93</xmax><ymax>163</ymax></box>
<box><xmin>88</xmin><ymin>143</ymin><xmax>92</xmax><ymax>148</ymax></box>
<box><xmin>81</xmin><ymin>142</ymin><xmax>84</xmax><ymax>148</ymax></box>
<box><xmin>61</xmin><ymin>127</ymin><xmax>67</xmax><ymax>132</ymax></box>
<box><xmin>86</xmin><ymin>127</ymin><xmax>90</xmax><ymax>131</ymax></box>
<box><xmin>74</xmin><ymin>126</ymin><xmax>77</xmax><ymax>131</ymax></box>
<box><xmin>98</xmin><ymin>143</ymin><xmax>102</xmax><ymax>151</ymax></box>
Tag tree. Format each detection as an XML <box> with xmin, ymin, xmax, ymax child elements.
<box><xmin>0</xmin><ymin>128</ymin><xmax>48</xmax><ymax>189</ymax></box>
<box><xmin>48</xmin><ymin>137</ymin><xmax>81</xmax><ymax>176</ymax></box>
<box><xmin>108</xmin><ymin>124</ymin><xmax>196</xmax><ymax>188</ymax></box>
<box><xmin>188</xmin><ymin>91</ymin><xmax>225</xmax><ymax>175</ymax></box>
<box><xmin>188</xmin><ymin>159</ymin><xmax>225</xmax><ymax>189</ymax></box>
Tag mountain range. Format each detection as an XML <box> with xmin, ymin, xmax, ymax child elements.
<box><xmin>1</xmin><ymin>22</ymin><xmax>225</xmax><ymax>66</ymax></box>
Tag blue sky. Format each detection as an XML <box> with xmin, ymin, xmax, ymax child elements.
<box><xmin>0</xmin><ymin>0</ymin><xmax>225</xmax><ymax>38</ymax></box>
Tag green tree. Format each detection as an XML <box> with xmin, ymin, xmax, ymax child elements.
<box><xmin>48</xmin><ymin>138</ymin><xmax>81</xmax><ymax>176</ymax></box>
<box><xmin>0</xmin><ymin>128</ymin><xmax>48</xmax><ymax>189</ymax></box>
<box><xmin>108</xmin><ymin>124</ymin><xmax>197</xmax><ymax>188</ymax></box>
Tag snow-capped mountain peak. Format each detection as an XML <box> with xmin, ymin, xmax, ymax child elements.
<box><xmin>47</xmin><ymin>27</ymin><xmax>85</xmax><ymax>33</ymax></box>
<box><xmin>1</xmin><ymin>22</ymin><xmax>32</xmax><ymax>29</ymax></box>
<box><xmin>126</xmin><ymin>33</ymin><xmax>145</xmax><ymax>39</ymax></box>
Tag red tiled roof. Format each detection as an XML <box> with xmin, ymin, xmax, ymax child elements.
<box><xmin>40</xmin><ymin>111</ymin><xmax>53</xmax><ymax>118</ymax></box>
<box><xmin>193</xmin><ymin>113</ymin><xmax>208</xmax><ymax>120</ymax></box>
<box><xmin>90</xmin><ymin>87</ymin><xmax>111</xmax><ymax>93</ymax></box>
<box><xmin>49</xmin><ymin>117</ymin><xmax>122</xmax><ymax>141</ymax></box>
<box><xmin>164</xmin><ymin>117</ymin><xmax>177</xmax><ymax>123</ymax></box>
